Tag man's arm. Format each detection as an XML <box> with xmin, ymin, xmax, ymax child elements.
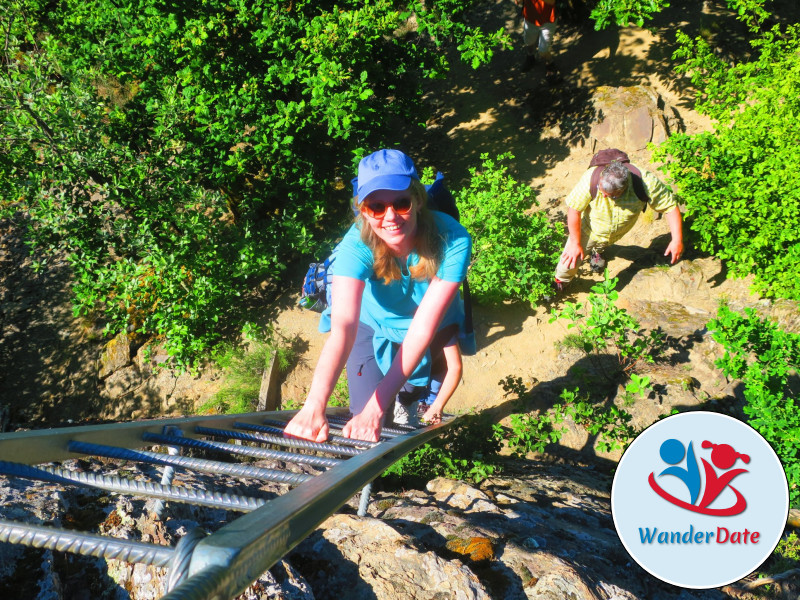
<box><xmin>559</xmin><ymin>206</ymin><xmax>585</xmax><ymax>270</ymax></box>
<box><xmin>663</xmin><ymin>206</ymin><xmax>684</xmax><ymax>264</ymax></box>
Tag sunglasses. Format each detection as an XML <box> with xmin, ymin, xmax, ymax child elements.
<box><xmin>361</xmin><ymin>197</ymin><xmax>413</xmax><ymax>218</ymax></box>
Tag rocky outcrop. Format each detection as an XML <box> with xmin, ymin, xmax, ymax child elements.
<box><xmin>589</xmin><ymin>85</ymin><xmax>681</xmax><ymax>152</ymax></box>
<box><xmin>0</xmin><ymin>454</ymin><xmax>747</xmax><ymax>600</ymax></box>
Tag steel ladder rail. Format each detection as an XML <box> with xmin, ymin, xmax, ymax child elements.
<box><xmin>160</xmin><ymin>415</ymin><xmax>454</xmax><ymax>600</ymax></box>
<box><xmin>0</xmin><ymin>409</ymin><xmax>455</xmax><ymax>599</ymax></box>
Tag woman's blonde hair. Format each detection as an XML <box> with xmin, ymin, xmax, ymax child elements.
<box><xmin>355</xmin><ymin>179</ymin><xmax>442</xmax><ymax>284</ymax></box>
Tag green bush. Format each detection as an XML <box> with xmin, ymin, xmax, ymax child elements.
<box><xmin>500</xmin><ymin>384</ymin><xmax>637</xmax><ymax>456</ymax></box>
<box><xmin>382</xmin><ymin>412</ymin><xmax>505</xmax><ymax>484</ymax></box>
<box><xmin>589</xmin><ymin>0</ymin><xmax>670</xmax><ymax>30</ymax></box>
<box><xmin>654</xmin><ymin>23</ymin><xmax>800</xmax><ymax>301</ymax></box>
<box><xmin>549</xmin><ymin>272</ymin><xmax>665</xmax><ymax>379</ymax></box>
<box><xmin>588</xmin><ymin>0</ymin><xmax>769</xmax><ymax>31</ymax></box>
<box><xmin>707</xmin><ymin>305</ymin><xmax>800</xmax><ymax>507</ymax></box>
<box><xmin>0</xmin><ymin>0</ymin><xmax>508</xmax><ymax>368</ymax></box>
<box><xmin>455</xmin><ymin>153</ymin><xmax>564</xmax><ymax>306</ymax></box>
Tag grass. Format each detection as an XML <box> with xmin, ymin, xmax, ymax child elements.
<box><xmin>198</xmin><ymin>329</ymin><xmax>296</xmax><ymax>415</ymax></box>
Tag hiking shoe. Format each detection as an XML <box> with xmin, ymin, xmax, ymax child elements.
<box><xmin>521</xmin><ymin>55</ymin><xmax>537</xmax><ymax>72</ymax></box>
<box><xmin>392</xmin><ymin>399</ymin><xmax>420</xmax><ymax>428</ymax></box>
<box><xmin>543</xmin><ymin>278</ymin><xmax>569</xmax><ymax>302</ymax></box>
<box><xmin>590</xmin><ymin>250</ymin><xmax>606</xmax><ymax>273</ymax></box>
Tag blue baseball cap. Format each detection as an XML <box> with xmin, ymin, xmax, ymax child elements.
<box><xmin>355</xmin><ymin>149</ymin><xmax>419</xmax><ymax>201</ymax></box>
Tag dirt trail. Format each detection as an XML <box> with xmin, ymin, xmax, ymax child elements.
<box><xmin>275</xmin><ymin>1</ymin><xmax>737</xmax><ymax>414</ymax></box>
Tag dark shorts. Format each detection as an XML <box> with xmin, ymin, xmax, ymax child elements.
<box><xmin>346</xmin><ymin>322</ymin><xmax>427</xmax><ymax>417</ymax></box>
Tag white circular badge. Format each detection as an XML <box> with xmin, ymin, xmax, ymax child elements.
<box><xmin>611</xmin><ymin>411</ymin><xmax>789</xmax><ymax>588</ymax></box>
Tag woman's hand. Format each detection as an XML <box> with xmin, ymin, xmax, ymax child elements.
<box><xmin>283</xmin><ymin>404</ymin><xmax>329</xmax><ymax>443</ymax></box>
<box><xmin>342</xmin><ymin>403</ymin><xmax>383</xmax><ymax>442</ymax></box>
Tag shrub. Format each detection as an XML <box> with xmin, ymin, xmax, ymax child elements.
<box><xmin>382</xmin><ymin>412</ymin><xmax>505</xmax><ymax>484</ymax></box>
<box><xmin>549</xmin><ymin>272</ymin><xmax>665</xmax><ymax>379</ymax></box>
<box><xmin>589</xmin><ymin>0</ymin><xmax>670</xmax><ymax>30</ymax></box>
<box><xmin>198</xmin><ymin>325</ymin><xmax>295</xmax><ymax>415</ymax></box>
<box><xmin>455</xmin><ymin>153</ymin><xmax>564</xmax><ymax>306</ymax></box>
<box><xmin>0</xmin><ymin>1</ymin><xmax>508</xmax><ymax>368</ymax></box>
<box><xmin>500</xmin><ymin>385</ymin><xmax>637</xmax><ymax>456</ymax></box>
<box><xmin>707</xmin><ymin>305</ymin><xmax>800</xmax><ymax>507</ymax></box>
<box><xmin>654</xmin><ymin>23</ymin><xmax>800</xmax><ymax>301</ymax></box>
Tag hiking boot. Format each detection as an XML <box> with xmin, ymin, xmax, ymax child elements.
<box><xmin>543</xmin><ymin>278</ymin><xmax>569</xmax><ymax>302</ymax></box>
<box><xmin>590</xmin><ymin>250</ymin><xmax>606</xmax><ymax>273</ymax></box>
<box><xmin>521</xmin><ymin>54</ymin><xmax>537</xmax><ymax>72</ymax></box>
<box><xmin>392</xmin><ymin>399</ymin><xmax>420</xmax><ymax>428</ymax></box>
<box><xmin>544</xmin><ymin>63</ymin><xmax>563</xmax><ymax>84</ymax></box>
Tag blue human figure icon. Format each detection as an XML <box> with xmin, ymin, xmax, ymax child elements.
<box><xmin>658</xmin><ymin>438</ymin><xmax>701</xmax><ymax>505</ymax></box>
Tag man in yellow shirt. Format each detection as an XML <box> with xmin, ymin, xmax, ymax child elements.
<box><xmin>554</xmin><ymin>160</ymin><xmax>684</xmax><ymax>289</ymax></box>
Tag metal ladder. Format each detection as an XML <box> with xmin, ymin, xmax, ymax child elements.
<box><xmin>0</xmin><ymin>409</ymin><xmax>452</xmax><ymax>599</ymax></box>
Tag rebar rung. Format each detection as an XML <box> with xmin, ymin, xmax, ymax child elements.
<box><xmin>0</xmin><ymin>518</ymin><xmax>174</xmax><ymax>567</ymax></box>
<box><xmin>0</xmin><ymin>461</ymin><xmax>266</xmax><ymax>513</ymax></box>
<box><xmin>142</xmin><ymin>432</ymin><xmax>341</xmax><ymax>468</ymax></box>
<box><xmin>67</xmin><ymin>441</ymin><xmax>313</xmax><ymax>486</ymax></box>
<box><xmin>194</xmin><ymin>427</ymin><xmax>362</xmax><ymax>457</ymax></box>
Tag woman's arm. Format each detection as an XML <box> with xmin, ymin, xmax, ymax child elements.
<box><xmin>342</xmin><ymin>277</ymin><xmax>460</xmax><ymax>441</ymax></box>
<box><xmin>284</xmin><ymin>275</ymin><xmax>365</xmax><ymax>442</ymax></box>
<box><xmin>423</xmin><ymin>342</ymin><xmax>462</xmax><ymax>424</ymax></box>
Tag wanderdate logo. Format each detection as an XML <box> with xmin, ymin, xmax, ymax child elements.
<box><xmin>612</xmin><ymin>412</ymin><xmax>788</xmax><ymax>588</ymax></box>
<box><xmin>649</xmin><ymin>438</ymin><xmax>750</xmax><ymax>516</ymax></box>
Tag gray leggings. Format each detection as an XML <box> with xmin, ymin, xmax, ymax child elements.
<box><xmin>346</xmin><ymin>322</ymin><xmax>426</xmax><ymax>420</ymax></box>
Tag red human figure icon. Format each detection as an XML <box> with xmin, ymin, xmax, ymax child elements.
<box><xmin>698</xmin><ymin>441</ymin><xmax>750</xmax><ymax>512</ymax></box>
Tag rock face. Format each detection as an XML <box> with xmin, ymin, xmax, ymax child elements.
<box><xmin>288</xmin><ymin>465</ymin><xmax>727</xmax><ymax>600</ymax></box>
<box><xmin>589</xmin><ymin>85</ymin><xmax>676</xmax><ymax>152</ymax></box>
<box><xmin>0</xmin><ymin>456</ymin><xmax>744</xmax><ymax>600</ymax></box>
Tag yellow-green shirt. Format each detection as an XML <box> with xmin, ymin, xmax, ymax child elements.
<box><xmin>564</xmin><ymin>166</ymin><xmax>677</xmax><ymax>245</ymax></box>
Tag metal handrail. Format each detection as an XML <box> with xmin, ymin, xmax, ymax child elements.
<box><xmin>0</xmin><ymin>410</ymin><xmax>305</xmax><ymax>465</ymax></box>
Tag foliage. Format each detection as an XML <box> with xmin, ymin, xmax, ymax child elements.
<box><xmin>561</xmin><ymin>388</ymin><xmax>637</xmax><ymax>453</ymax></box>
<box><xmin>721</xmin><ymin>0</ymin><xmax>771</xmax><ymax>32</ymax></box>
<box><xmin>707</xmin><ymin>305</ymin><xmax>800</xmax><ymax>506</ymax></box>
<box><xmin>198</xmin><ymin>325</ymin><xmax>294</xmax><ymax>415</ymax></box>
<box><xmin>502</xmin><ymin>387</ymin><xmax>637</xmax><ymax>456</ymax></box>
<box><xmin>549</xmin><ymin>272</ymin><xmax>665</xmax><ymax>379</ymax></box>
<box><xmin>0</xmin><ymin>0</ymin><xmax>507</xmax><ymax>368</ymax></box>
<box><xmin>587</xmin><ymin>0</ymin><xmax>770</xmax><ymax>31</ymax></box>
<box><xmin>621</xmin><ymin>373</ymin><xmax>653</xmax><ymax>406</ymax></box>
<box><xmin>765</xmin><ymin>532</ymin><xmax>800</xmax><ymax>574</ymax></box>
<box><xmin>455</xmin><ymin>153</ymin><xmax>564</xmax><ymax>306</ymax></box>
<box><xmin>589</xmin><ymin>0</ymin><xmax>670</xmax><ymax>31</ymax></box>
<box><xmin>506</xmin><ymin>410</ymin><xmax>565</xmax><ymax>457</ymax></box>
<box><xmin>654</xmin><ymin>23</ymin><xmax>800</xmax><ymax>301</ymax></box>
<box><xmin>383</xmin><ymin>412</ymin><xmax>505</xmax><ymax>484</ymax></box>
<box><xmin>329</xmin><ymin>374</ymin><xmax>351</xmax><ymax>408</ymax></box>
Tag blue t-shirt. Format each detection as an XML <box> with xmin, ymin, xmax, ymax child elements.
<box><xmin>321</xmin><ymin>212</ymin><xmax>472</xmax><ymax>385</ymax></box>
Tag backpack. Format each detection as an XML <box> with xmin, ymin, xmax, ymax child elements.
<box><xmin>298</xmin><ymin>254</ymin><xmax>335</xmax><ymax>313</ymax></box>
<box><xmin>299</xmin><ymin>172</ymin><xmax>475</xmax><ymax>353</ymax></box>
<box><xmin>588</xmin><ymin>148</ymin><xmax>650</xmax><ymax>208</ymax></box>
